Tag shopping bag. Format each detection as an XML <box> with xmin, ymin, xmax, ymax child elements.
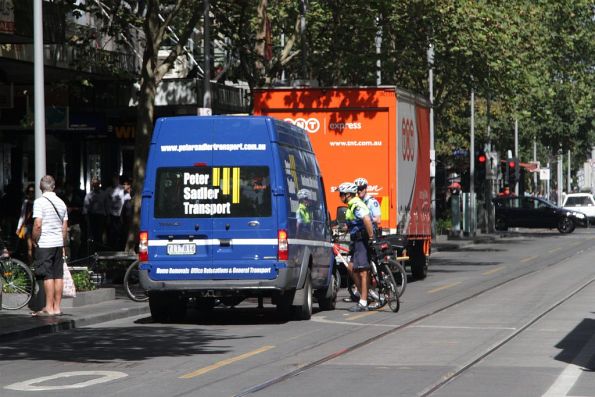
<box><xmin>17</xmin><ymin>226</ymin><xmax>26</xmax><ymax>240</ymax></box>
<box><xmin>63</xmin><ymin>261</ymin><xmax>77</xmax><ymax>298</ymax></box>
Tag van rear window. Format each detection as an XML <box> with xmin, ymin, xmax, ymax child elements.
<box><xmin>155</xmin><ymin>166</ymin><xmax>271</xmax><ymax>218</ymax></box>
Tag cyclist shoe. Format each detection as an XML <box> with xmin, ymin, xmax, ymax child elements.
<box><xmin>349</xmin><ymin>303</ymin><xmax>369</xmax><ymax>312</ymax></box>
<box><xmin>368</xmin><ymin>289</ymin><xmax>380</xmax><ymax>301</ymax></box>
<box><xmin>343</xmin><ymin>296</ymin><xmax>359</xmax><ymax>303</ymax></box>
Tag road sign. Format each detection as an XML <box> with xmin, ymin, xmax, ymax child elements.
<box><xmin>540</xmin><ymin>168</ymin><xmax>550</xmax><ymax>181</ymax></box>
<box><xmin>486</xmin><ymin>151</ymin><xmax>499</xmax><ymax>180</ymax></box>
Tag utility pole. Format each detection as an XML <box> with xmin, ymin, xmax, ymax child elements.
<box><xmin>427</xmin><ymin>44</ymin><xmax>436</xmax><ymax>238</ymax></box>
<box><xmin>557</xmin><ymin>151</ymin><xmax>563</xmax><ymax>204</ymax></box>
<box><xmin>375</xmin><ymin>16</ymin><xmax>382</xmax><ymax>86</ymax></box>
<box><xmin>300</xmin><ymin>0</ymin><xmax>307</xmax><ymax>79</ymax></box>
<box><xmin>514</xmin><ymin>119</ymin><xmax>519</xmax><ymax>196</ymax></box>
<box><xmin>533</xmin><ymin>137</ymin><xmax>538</xmax><ymax>193</ymax></box>
<box><xmin>469</xmin><ymin>88</ymin><xmax>475</xmax><ymax>235</ymax></box>
<box><xmin>34</xmin><ymin>0</ymin><xmax>46</xmax><ymax>196</ymax></box>
<box><xmin>567</xmin><ymin>150</ymin><xmax>571</xmax><ymax>192</ymax></box>
<box><xmin>202</xmin><ymin>0</ymin><xmax>212</xmax><ymax>113</ymax></box>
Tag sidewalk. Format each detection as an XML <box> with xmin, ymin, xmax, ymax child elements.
<box><xmin>0</xmin><ymin>286</ymin><xmax>149</xmax><ymax>342</ymax></box>
<box><xmin>432</xmin><ymin>232</ymin><xmax>499</xmax><ymax>252</ymax></box>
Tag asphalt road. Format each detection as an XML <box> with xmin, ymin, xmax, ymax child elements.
<box><xmin>1</xmin><ymin>229</ymin><xmax>594</xmax><ymax>397</ymax></box>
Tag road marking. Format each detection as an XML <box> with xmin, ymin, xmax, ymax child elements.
<box><xmin>179</xmin><ymin>345</ymin><xmax>275</xmax><ymax>379</ymax></box>
<box><xmin>520</xmin><ymin>255</ymin><xmax>538</xmax><ymax>263</ymax></box>
<box><xmin>548</xmin><ymin>247</ymin><xmax>562</xmax><ymax>253</ymax></box>
<box><xmin>542</xmin><ymin>333</ymin><xmax>595</xmax><ymax>397</ymax></box>
<box><xmin>311</xmin><ymin>316</ymin><xmax>394</xmax><ymax>327</ymax></box>
<box><xmin>4</xmin><ymin>371</ymin><xmax>127</xmax><ymax>391</ymax></box>
<box><xmin>483</xmin><ymin>266</ymin><xmax>504</xmax><ymax>276</ymax></box>
<box><xmin>428</xmin><ymin>282</ymin><xmax>461</xmax><ymax>294</ymax></box>
<box><xmin>347</xmin><ymin>310</ymin><xmax>378</xmax><ymax>321</ymax></box>
<box><xmin>412</xmin><ymin>325</ymin><xmax>516</xmax><ymax>331</ymax></box>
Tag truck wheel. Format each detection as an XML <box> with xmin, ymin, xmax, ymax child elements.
<box><xmin>293</xmin><ymin>269</ymin><xmax>313</xmax><ymax>320</ymax></box>
<box><xmin>410</xmin><ymin>246</ymin><xmax>428</xmax><ymax>280</ymax></box>
<box><xmin>149</xmin><ymin>291</ymin><xmax>170</xmax><ymax>323</ymax></box>
<box><xmin>316</xmin><ymin>267</ymin><xmax>339</xmax><ymax>311</ymax></box>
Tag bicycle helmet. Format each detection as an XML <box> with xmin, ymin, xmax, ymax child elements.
<box><xmin>338</xmin><ymin>182</ymin><xmax>357</xmax><ymax>194</ymax></box>
<box><xmin>354</xmin><ymin>177</ymin><xmax>368</xmax><ymax>189</ymax></box>
<box><xmin>297</xmin><ymin>189</ymin><xmax>310</xmax><ymax>200</ymax></box>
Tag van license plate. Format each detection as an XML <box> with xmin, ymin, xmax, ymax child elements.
<box><xmin>167</xmin><ymin>243</ymin><xmax>196</xmax><ymax>255</ymax></box>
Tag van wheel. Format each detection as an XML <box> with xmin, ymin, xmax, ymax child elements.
<box><xmin>149</xmin><ymin>292</ymin><xmax>187</xmax><ymax>323</ymax></box>
<box><xmin>149</xmin><ymin>292</ymin><xmax>170</xmax><ymax>323</ymax></box>
<box><xmin>293</xmin><ymin>269</ymin><xmax>313</xmax><ymax>320</ymax></box>
<box><xmin>410</xmin><ymin>246</ymin><xmax>428</xmax><ymax>280</ymax></box>
<box><xmin>316</xmin><ymin>268</ymin><xmax>339</xmax><ymax>311</ymax></box>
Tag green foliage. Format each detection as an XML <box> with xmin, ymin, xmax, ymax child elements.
<box><xmin>72</xmin><ymin>270</ymin><xmax>96</xmax><ymax>292</ymax></box>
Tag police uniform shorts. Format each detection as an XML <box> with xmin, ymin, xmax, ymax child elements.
<box><xmin>34</xmin><ymin>247</ymin><xmax>64</xmax><ymax>280</ymax></box>
<box><xmin>350</xmin><ymin>240</ymin><xmax>370</xmax><ymax>271</ymax></box>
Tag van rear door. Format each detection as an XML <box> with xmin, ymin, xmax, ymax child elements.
<box><xmin>148</xmin><ymin>117</ymin><xmax>215</xmax><ymax>275</ymax></box>
<box><xmin>210</xmin><ymin>118</ymin><xmax>279</xmax><ymax>279</ymax></box>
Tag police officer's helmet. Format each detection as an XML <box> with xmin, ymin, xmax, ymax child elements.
<box><xmin>297</xmin><ymin>189</ymin><xmax>310</xmax><ymax>200</ymax></box>
<box><xmin>338</xmin><ymin>182</ymin><xmax>358</xmax><ymax>194</ymax></box>
<box><xmin>354</xmin><ymin>177</ymin><xmax>368</xmax><ymax>189</ymax></box>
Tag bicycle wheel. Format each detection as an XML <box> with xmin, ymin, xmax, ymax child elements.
<box><xmin>123</xmin><ymin>260</ymin><xmax>148</xmax><ymax>302</ymax></box>
<box><xmin>378</xmin><ymin>263</ymin><xmax>400</xmax><ymax>312</ymax></box>
<box><xmin>386</xmin><ymin>258</ymin><xmax>407</xmax><ymax>298</ymax></box>
<box><xmin>1</xmin><ymin>258</ymin><xmax>34</xmax><ymax>310</ymax></box>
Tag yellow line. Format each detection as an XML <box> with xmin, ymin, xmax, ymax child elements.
<box><xmin>428</xmin><ymin>282</ymin><xmax>461</xmax><ymax>294</ymax></box>
<box><xmin>347</xmin><ymin>310</ymin><xmax>378</xmax><ymax>321</ymax></box>
<box><xmin>483</xmin><ymin>266</ymin><xmax>504</xmax><ymax>276</ymax></box>
<box><xmin>520</xmin><ymin>255</ymin><xmax>538</xmax><ymax>263</ymax></box>
<box><xmin>179</xmin><ymin>345</ymin><xmax>275</xmax><ymax>379</ymax></box>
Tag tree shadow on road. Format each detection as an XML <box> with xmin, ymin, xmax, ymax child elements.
<box><xmin>0</xmin><ymin>325</ymin><xmax>258</xmax><ymax>363</ymax></box>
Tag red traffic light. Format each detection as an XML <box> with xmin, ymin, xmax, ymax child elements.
<box><xmin>478</xmin><ymin>154</ymin><xmax>487</xmax><ymax>163</ymax></box>
<box><xmin>508</xmin><ymin>160</ymin><xmax>516</xmax><ymax>168</ymax></box>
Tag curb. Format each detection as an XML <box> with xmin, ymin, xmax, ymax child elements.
<box><xmin>2</xmin><ymin>304</ymin><xmax>150</xmax><ymax>343</ymax></box>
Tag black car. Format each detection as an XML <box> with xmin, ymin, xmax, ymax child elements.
<box><xmin>493</xmin><ymin>196</ymin><xmax>587</xmax><ymax>234</ymax></box>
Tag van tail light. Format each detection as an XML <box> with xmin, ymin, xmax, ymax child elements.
<box><xmin>139</xmin><ymin>231</ymin><xmax>149</xmax><ymax>262</ymax></box>
<box><xmin>278</xmin><ymin>229</ymin><xmax>288</xmax><ymax>260</ymax></box>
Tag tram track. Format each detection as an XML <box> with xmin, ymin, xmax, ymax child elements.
<box><xmin>233</xmin><ymin>236</ymin><xmax>595</xmax><ymax>397</ymax></box>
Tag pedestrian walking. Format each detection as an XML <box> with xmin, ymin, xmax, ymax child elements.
<box><xmin>31</xmin><ymin>175</ymin><xmax>68</xmax><ymax>317</ymax></box>
<box><xmin>16</xmin><ymin>184</ymin><xmax>35</xmax><ymax>263</ymax></box>
<box><xmin>83</xmin><ymin>178</ymin><xmax>107</xmax><ymax>249</ymax></box>
<box><xmin>105</xmin><ymin>175</ymin><xmax>126</xmax><ymax>250</ymax></box>
<box><xmin>120</xmin><ymin>177</ymin><xmax>133</xmax><ymax>250</ymax></box>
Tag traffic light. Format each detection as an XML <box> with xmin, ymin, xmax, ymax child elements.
<box><xmin>475</xmin><ymin>150</ymin><xmax>487</xmax><ymax>183</ymax></box>
<box><xmin>506</xmin><ymin>157</ymin><xmax>520</xmax><ymax>185</ymax></box>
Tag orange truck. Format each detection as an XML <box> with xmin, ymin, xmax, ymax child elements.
<box><xmin>253</xmin><ymin>86</ymin><xmax>431</xmax><ymax>279</ymax></box>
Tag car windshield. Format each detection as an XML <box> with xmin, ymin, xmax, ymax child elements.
<box><xmin>565</xmin><ymin>196</ymin><xmax>593</xmax><ymax>207</ymax></box>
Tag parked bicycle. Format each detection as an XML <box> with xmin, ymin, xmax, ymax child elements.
<box><xmin>123</xmin><ymin>260</ymin><xmax>148</xmax><ymax>302</ymax></box>
<box><xmin>333</xmin><ymin>234</ymin><xmax>401</xmax><ymax>312</ymax></box>
<box><xmin>0</xmin><ymin>238</ymin><xmax>34</xmax><ymax>310</ymax></box>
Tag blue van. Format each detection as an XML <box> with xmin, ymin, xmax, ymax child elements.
<box><xmin>139</xmin><ymin>116</ymin><xmax>338</xmax><ymax>321</ymax></box>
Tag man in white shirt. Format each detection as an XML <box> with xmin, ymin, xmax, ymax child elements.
<box><xmin>105</xmin><ymin>175</ymin><xmax>126</xmax><ymax>250</ymax></box>
<box><xmin>31</xmin><ymin>175</ymin><xmax>68</xmax><ymax>316</ymax></box>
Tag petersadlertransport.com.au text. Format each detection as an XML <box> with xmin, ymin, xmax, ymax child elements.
<box><xmin>329</xmin><ymin>141</ymin><xmax>382</xmax><ymax>147</ymax></box>
<box><xmin>161</xmin><ymin>143</ymin><xmax>267</xmax><ymax>152</ymax></box>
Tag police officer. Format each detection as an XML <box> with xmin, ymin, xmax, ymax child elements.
<box><xmin>354</xmin><ymin>177</ymin><xmax>381</xmax><ymax>236</ymax></box>
<box><xmin>338</xmin><ymin>182</ymin><xmax>375</xmax><ymax>312</ymax></box>
<box><xmin>296</xmin><ymin>189</ymin><xmax>312</xmax><ymax>237</ymax></box>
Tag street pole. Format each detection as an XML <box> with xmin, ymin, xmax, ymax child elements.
<box><xmin>34</xmin><ymin>0</ymin><xmax>46</xmax><ymax>197</ymax></box>
<box><xmin>375</xmin><ymin>16</ymin><xmax>382</xmax><ymax>86</ymax></box>
<box><xmin>300</xmin><ymin>0</ymin><xmax>307</xmax><ymax>80</ymax></box>
<box><xmin>202</xmin><ymin>0</ymin><xmax>212</xmax><ymax>112</ymax></box>
<box><xmin>567</xmin><ymin>150</ymin><xmax>571</xmax><ymax>192</ymax></box>
<box><xmin>533</xmin><ymin>137</ymin><xmax>537</xmax><ymax>193</ymax></box>
<box><xmin>514</xmin><ymin>119</ymin><xmax>519</xmax><ymax>196</ymax></box>
<box><xmin>427</xmin><ymin>44</ymin><xmax>436</xmax><ymax>238</ymax></box>
<box><xmin>591</xmin><ymin>147</ymin><xmax>595</xmax><ymax>195</ymax></box>
<box><xmin>557</xmin><ymin>151</ymin><xmax>563</xmax><ymax>204</ymax></box>
<box><xmin>469</xmin><ymin>88</ymin><xmax>475</xmax><ymax>235</ymax></box>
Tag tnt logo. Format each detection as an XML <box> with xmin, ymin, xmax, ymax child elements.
<box><xmin>284</xmin><ymin>117</ymin><xmax>320</xmax><ymax>133</ymax></box>
<box><xmin>401</xmin><ymin>118</ymin><xmax>415</xmax><ymax>161</ymax></box>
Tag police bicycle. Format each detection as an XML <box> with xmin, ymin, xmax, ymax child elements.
<box><xmin>333</xmin><ymin>233</ymin><xmax>402</xmax><ymax>312</ymax></box>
